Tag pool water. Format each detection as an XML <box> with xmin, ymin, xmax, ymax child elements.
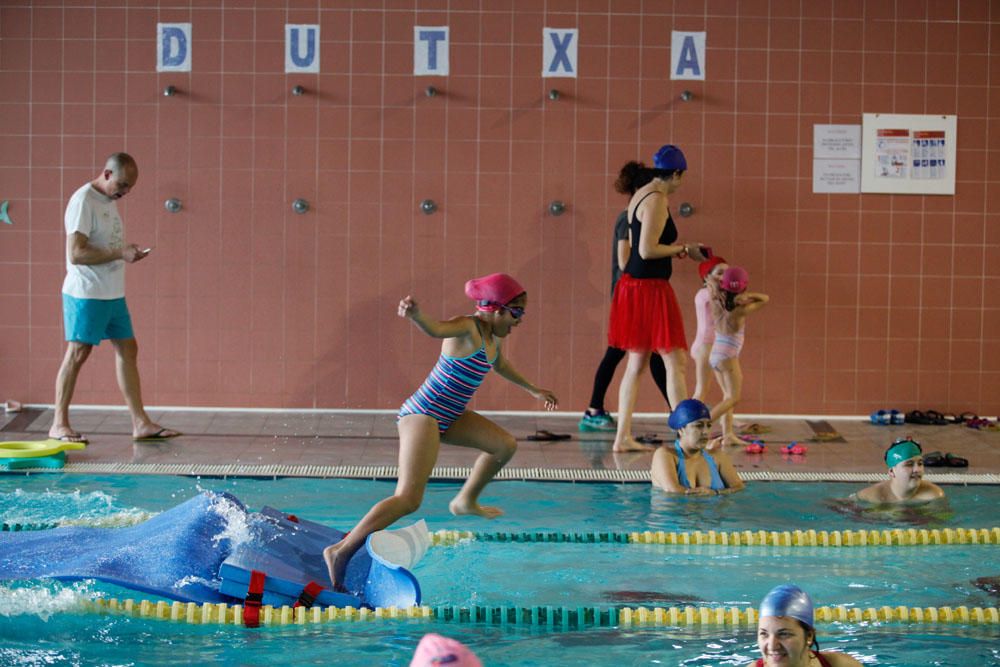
<box><xmin>2</xmin><ymin>475</ymin><xmax>999</xmax><ymax>666</ymax></box>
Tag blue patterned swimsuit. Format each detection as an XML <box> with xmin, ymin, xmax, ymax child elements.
<box><xmin>397</xmin><ymin>324</ymin><xmax>497</xmax><ymax>434</ymax></box>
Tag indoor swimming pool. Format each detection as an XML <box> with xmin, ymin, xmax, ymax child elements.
<box><xmin>1</xmin><ymin>475</ymin><xmax>998</xmax><ymax>665</ymax></box>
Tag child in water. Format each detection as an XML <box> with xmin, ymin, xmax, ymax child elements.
<box><xmin>324</xmin><ymin>273</ymin><xmax>558</xmax><ymax>591</ymax></box>
<box><xmin>708</xmin><ymin>266</ymin><xmax>768</xmax><ymax>447</ymax></box>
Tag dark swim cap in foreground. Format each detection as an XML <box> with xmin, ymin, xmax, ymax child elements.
<box><xmin>668</xmin><ymin>398</ymin><xmax>711</xmax><ymax>430</ymax></box>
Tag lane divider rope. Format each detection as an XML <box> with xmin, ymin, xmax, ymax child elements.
<box><xmin>430</xmin><ymin>527</ymin><xmax>1000</xmax><ymax>547</ymax></box>
<box><xmin>7</xmin><ymin>522</ymin><xmax>1000</xmax><ymax>548</ymax></box>
<box><xmin>76</xmin><ymin>598</ymin><xmax>1000</xmax><ymax>627</ymax></box>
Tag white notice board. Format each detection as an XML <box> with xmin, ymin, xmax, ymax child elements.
<box><xmin>860</xmin><ymin>113</ymin><xmax>956</xmax><ymax>195</ymax></box>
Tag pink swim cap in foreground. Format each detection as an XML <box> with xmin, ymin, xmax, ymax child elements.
<box><xmin>464</xmin><ymin>273</ymin><xmax>526</xmax><ymax>312</ymax></box>
<box><xmin>410</xmin><ymin>633</ymin><xmax>483</xmax><ymax>667</ymax></box>
<box><xmin>720</xmin><ymin>266</ymin><xmax>749</xmax><ymax>294</ymax></box>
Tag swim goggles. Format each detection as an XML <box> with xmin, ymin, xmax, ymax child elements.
<box><xmin>499</xmin><ymin>303</ymin><xmax>525</xmax><ymax>319</ymax></box>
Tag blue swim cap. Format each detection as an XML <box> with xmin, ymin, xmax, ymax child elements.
<box><xmin>759</xmin><ymin>584</ymin><xmax>814</xmax><ymax>629</ymax></box>
<box><xmin>652</xmin><ymin>144</ymin><xmax>687</xmax><ymax>172</ymax></box>
<box><xmin>667</xmin><ymin>399</ymin><xmax>711</xmax><ymax>430</ymax></box>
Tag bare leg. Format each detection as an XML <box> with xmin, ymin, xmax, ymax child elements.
<box><xmin>49</xmin><ymin>342</ymin><xmax>93</xmax><ymax>441</ymax></box>
<box><xmin>111</xmin><ymin>338</ymin><xmax>178</xmax><ymax>439</ymax></box>
<box><xmin>324</xmin><ymin>414</ymin><xmax>440</xmax><ymax>590</ymax></box>
<box><xmin>440</xmin><ymin>410</ymin><xmax>518</xmax><ymax>517</ymax></box>
<box><xmin>661</xmin><ymin>348</ymin><xmax>689</xmax><ymax>409</ymax></box>
<box><xmin>710</xmin><ymin>359</ymin><xmax>744</xmax><ymax>446</ymax></box>
<box><xmin>613</xmin><ymin>351</ymin><xmax>654</xmax><ymax>452</ymax></box>
<box><xmin>690</xmin><ymin>345</ymin><xmax>712</xmax><ymax>403</ymax></box>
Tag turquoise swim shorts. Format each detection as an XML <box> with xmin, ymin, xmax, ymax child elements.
<box><xmin>62</xmin><ymin>294</ymin><xmax>135</xmax><ymax>345</ymax></box>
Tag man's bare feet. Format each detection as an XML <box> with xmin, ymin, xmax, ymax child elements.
<box><xmin>449</xmin><ymin>498</ymin><xmax>503</xmax><ymax>518</ymax></box>
<box><xmin>48</xmin><ymin>427</ymin><xmax>88</xmax><ymax>444</ymax></box>
<box><xmin>612</xmin><ymin>437</ymin><xmax>656</xmax><ymax>453</ymax></box>
<box><xmin>323</xmin><ymin>541</ymin><xmax>352</xmax><ymax>592</ymax></box>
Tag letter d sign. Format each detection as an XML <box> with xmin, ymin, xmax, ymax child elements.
<box><xmin>158</xmin><ymin>23</ymin><xmax>191</xmax><ymax>72</ymax></box>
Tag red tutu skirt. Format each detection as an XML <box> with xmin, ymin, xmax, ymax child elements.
<box><xmin>608</xmin><ymin>273</ymin><xmax>688</xmax><ymax>352</ymax></box>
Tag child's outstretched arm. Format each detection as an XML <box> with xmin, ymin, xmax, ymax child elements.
<box><xmin>398</xmin><ymin>295</ymin><xmax>477</xmax><ymax>339</ymax></box>
<box><xmin>491</xmin><ymin>352</ymin><xmax>558</xmax><ymax>409</ymax></box>
<box><xmin>734</xmin><ymin>292</ymin><xmax>769</xmax><ymax>314</ymax></box>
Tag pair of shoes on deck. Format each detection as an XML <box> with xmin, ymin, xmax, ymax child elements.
<box><xmin>870</xmin><ymin>409</ymin><xmax>905</xmax><ymax>425</ymax></box>
<box><xmin>922</xmin><ymin>451</ymin><xmax>969</xmax><ymax>468</ymax></box>
<box><xmin>527</xmin><ymin>430</ymin><xmax>571</xmax><ymax>442</ymax></box>
<box><xmin>904</xmin><ymin>410</ymin><xmax>949</xmax><ymax>425</ymax></box>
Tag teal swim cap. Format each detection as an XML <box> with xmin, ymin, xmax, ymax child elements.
<box><xmin>885</xmin><ymin>439</ymin><xmax>922</xmax><ymax>468</ymax></box>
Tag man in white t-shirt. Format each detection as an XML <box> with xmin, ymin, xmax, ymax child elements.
<box><xmin>50</xmin><ymin>153</ymin><xmax>180</xmax><ymax>443</ymax></box>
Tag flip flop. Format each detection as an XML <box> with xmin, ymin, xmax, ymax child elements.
<box><xmin>944</xmin><ymin>453</ymin><xmax>969</xmax><ymax>468</ymax></box>
<box><xmin>921</xmin><ymin>451</ymin><xmax>945</xmax><ymax>467</ymax></box>
<box><xmin>905</xmin><ymin>410</ymin><xmax>931</xmax><ymax>425</ymax></box>
<box><xmin>526</xmin><ymin>429</ymin><xmax>571</xmax><ymax>442</ymax></box>
<box><xmin>636</xmin><ymin>433</ymin><xmax>664</xmax><ymax>445</ymax></box>
<box><xmin>744</xmin><ymin>441</ymin><xmax>766</xmax><ymax>454</ymax></box>
<box><xmin>924</xmin><ymin>410</ymin><xmax>949</xmax><ymax>425</ymax></box>
<box><xmin>782</xmin><ymin>442</ymin><xmax>808</xmax><ymax>455</ymax></box>
<box><xmin>133</xmin><ymin>428</ymin><xmax>182</xmax><ymax>442</ymax></box>
<box><xmin>50</xmin><ymin>433</ymin><xmax>89</xmax><ymax>445</ymax></box>
<box><xmin>739</xmin><ymin>423</ymin><xmax>771</xmax><ymax>435</ymax></box>
<box><xmin>956</xmin><ymin>411</ymin><xmax>978</xmax><ymax>424</ymax></box>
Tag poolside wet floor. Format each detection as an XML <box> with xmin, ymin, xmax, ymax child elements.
<box><xmin>2</xmin><ymin>407</ymin><xmax>999</xmax><ymax>478</ymax></box>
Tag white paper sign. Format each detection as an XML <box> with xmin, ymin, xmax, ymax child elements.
<box><xmin>814</xmin><ymin>125</ymin><xmax>861</xmax><ymax>159</ymax></box>
<box><xmin>860</xmin><ymin>113</ymin><xmax>957</xmax><ymax>195</ymax></box>
<box><xmin>414</xmin><ymin>26</ymin><xmax>449</xmax><ymax>76</ymax></box>
<box><xmin>286</xmin><ymin>25</ymin><xmax>320</xmax><ymax>73</ymax></box>
<box><xmin>157</xmin><ymin>23</ymin><xmax>191</xmax><ymax>72</ymax></box>
<box><xmin>813</xmin><ymin>160</ymin><xmax>860</xmax><ymax>193</ymax></box>
<box><xmin>542</xmin><ymin>28</ymin><xmax>577</xmax><ymax>78</ymax></box>
<box><xmin>670</xmin><ymin>31</ymin><xmax>705</xmax><ymax>80</ymax></box>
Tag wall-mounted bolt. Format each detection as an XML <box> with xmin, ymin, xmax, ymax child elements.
<box><xmin>420</xmin><ymin>199</ymin><xmax>437</xmax><ymax>214</ymax></box>
<box><xmin>292</xmin><ymin>198</ymin><xmax>310</xmax><ymax>214</ymax></box>
<box><xmin>549</xmin><ymin>200</ymin><xmax>566</xmax><ymax>216</ymax></box>
<box><xmin>679</xmin><ymin>202</ymin><xmax>694</xmax><ymax>217</ymax></box>
<box><xmin>163</xmin><ymin>85</ymin><xmax>177</xmax><ymax>97</ymax></box>
<box><xmin>548</xmin><ymin>89</ymin><xmax>560</xmax><ymax>100</ymax></box>
<box><xmin>292</xmin><ymin>85</ymin><xmax>305</xmax><ymax>96</ymax></box>
<box><xmin>680</xmin><ymin>89</ymin><xmax>693</xmax><ymax>102</ymax></box>
<box><xmin>164</xmin><ymin>198</ymin><xmax>182</xmax><ymax>213</ymax></box>
<box><xmin>425</xmin><ymin>86</ymin><xmax>438</xmax><ymax>97</ymax></box>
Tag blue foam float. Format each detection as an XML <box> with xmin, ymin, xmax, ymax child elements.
<box><xmin>0</xmin><ymin>491</ymin><xmax>428</xmax><ymax>609</ymax></box>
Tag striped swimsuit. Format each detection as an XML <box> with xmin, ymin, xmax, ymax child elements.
<box><xmin>398</xmin><ymin>335</ymin><xmax>497</xmax><ymax>434</ymax></box>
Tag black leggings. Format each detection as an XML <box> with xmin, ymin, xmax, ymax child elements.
<box><xmin>587</xmin><ymin>347</ymin><xmax>671</xmax><ymax>412</ymax></box>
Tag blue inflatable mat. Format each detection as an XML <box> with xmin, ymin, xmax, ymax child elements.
<box><xmin>0</xmin><ymin>491</ymin><xmax>239</xmax><ymax>603</ymax></box>
<box><xmin>0</xmin><ymin>491</ymin><xmax>427</xmax><ymax>609</ymax></box>
<box><xmin>218</xmin><ymin>507</ymin><xmax>424</xmax><ymax>609</ymax></box>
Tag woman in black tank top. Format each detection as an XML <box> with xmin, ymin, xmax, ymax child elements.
<box><xmin>606</xmin><ymin>145</ymin><xmax>708</xmax><ymax>452</ymax></box>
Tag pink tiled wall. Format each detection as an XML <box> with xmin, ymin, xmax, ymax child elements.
<box><xmin>1</xmin><ymin>1</ymin><xmax>998</xmax><ymax>415</ymax></box>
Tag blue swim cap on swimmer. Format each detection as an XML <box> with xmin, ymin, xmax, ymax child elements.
<box><xmin>667</xmin><ymin>399</ymin><xmax>711</xmax><ymax>430</ymax></box>
<box><xmin>759</xmin><ymin>584</ymin><xmax>815</xmax><ymax>629</ymax></box>
<box><xmin>652</xmin><ymin>144</ymin><xmax>687</xmax><ymax>172</ymax></box>
<box><xmin>884</xmin><ymin>439</ymin><xmax>922</xmax><ymax>468</ymax></box>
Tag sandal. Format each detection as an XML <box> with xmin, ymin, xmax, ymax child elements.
<box><xmin>744</xmin><ymin>441</ymin><xmax>766</xmax><ymax>454</ymax></box>
<box><xmin>782</xmin><ymin>442</ymin><xmax>808</xmax><ymax>455</ymax></box>
<box><xmin>636</xmin><ymin>433</ymin><xmax>664</xmax><ymax>445</ymax></box>
<box><xmin>739</xmin><ymin>423</ymin><xmax>771</xmax><ymax>435</ymax></box>
<box><xmin>956</xmin><ymin>411</ymin><xmax>978</xmax><ymax>425</ymax></box>
<box><xmin>922</xmin><ymin>451</ymin><xmax>946</xmax><ymax>467</ymax></box>
<box><xmin>924</xmin><ymin>410</ymin><xmax>949</xmax><ymax>425</ymax></box>
<box><xmin>526</xmin><ymin>429</ymin><xmax>571</xmax><ymax>442</ymax></box>
<box><xmin>905</xmin><ymin>410</ymin><xmax>931</xmax><ymax>425</ymax></box>
<box><xmin>944</xmin><ymin>453</ymin><xmax>969</xmax><ymax>468</ymax></box>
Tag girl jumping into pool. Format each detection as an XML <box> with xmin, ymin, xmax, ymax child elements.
<box><xmin>708</xmin><ymin>266</ymin><xmax>769</xmax><ymax>447</ymax></box>
<box><xmin>324</xmin><ymin>273</ymin><xmax>558</xmax><ymax>591</ymax></box>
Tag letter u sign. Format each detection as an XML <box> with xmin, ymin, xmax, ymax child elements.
<box><xmin>286</xmin><ymin>25</ymin><xmax>320</xmax><ymax>73</ymax></box>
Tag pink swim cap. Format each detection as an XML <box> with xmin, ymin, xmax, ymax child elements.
<box><xmin>410</xmin><ymin>633</ymin><xmax>482</xmax><ymax>667</ymax></box>
<box><xmin>464</xmin><ymin>273</ymin><xmax>526</xmax><ymax>311</ymax></box>
<box><xmin>720</xmin><ymin>266</ymin><xmax>749</xmax><ymax>294</ymax></box>
<box><xmin>698</xmin><ymin>256</ymin><xmax>727</xmax><ymax>282</ymax></box>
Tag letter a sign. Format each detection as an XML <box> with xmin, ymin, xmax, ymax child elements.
<box><xmin>670</xmin><ymin>31</ymin><xmax>705</xmax><ymax>80</ymax></box>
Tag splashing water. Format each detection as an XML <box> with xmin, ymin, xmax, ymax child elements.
<box><xmin>0</xmin><ymin>582</ymin><xmax>100</xmax><ymax>621</ymax></box>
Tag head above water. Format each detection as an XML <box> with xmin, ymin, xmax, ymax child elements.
<box><xmin>667</xmin><ymin>399</ymin><xmax>711</xmax><ymax>431</ymax></box>
<box><xmin>759</xmin><ymin>584</ymin><xmax>815</xmax><ymax>630</ymax></box>
<box><xmin>465</xmin><ymin>273</ymin><xmax>526</xmax><ymax>313</ymax></box>
<box><xmin>884</xmin><ymin>439</ymin><xmax>922</xmax><ymax>468</ymax></box>
<box><xmin>410</xmin><ymin>633</ymin><xmax>482</xmax><ymax>667</ymax></box>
